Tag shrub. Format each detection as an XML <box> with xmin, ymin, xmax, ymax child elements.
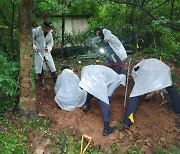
<box><xmin>0</xmin><ymin>52</ymin><xmax>19</xmax><ymax>114</ymax></box>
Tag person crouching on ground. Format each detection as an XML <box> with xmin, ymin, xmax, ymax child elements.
<box><xmin>32</xmin><ymin>21</ymin><xmax>57</xmax><ymax>84</ymax></box>
<box><xmin>54</xmin><ymin>66</ymin><xmax>87</xmax><ymax>111</ymax></box>
<box><xmin>94</xmin><ymin>28</ymin><xmax>127</xmax><ymax>74</ymax></box>
<box><xmin>79</xmin><ymin>65</ymin><xmax>126</xmax><ymax>136</ymax></box>
<box><xmin>122</xmin><ymin>58</ymin><xmax>180</xmax><ymax>129</ymax></box>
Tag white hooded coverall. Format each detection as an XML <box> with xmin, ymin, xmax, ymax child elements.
<box><xmin>103</xmin><ymin>29</ymin><xmax>127</xmax><ymax>61</ymax></box>
<box><xmin>79</xmin><ymin>65</ymin><xmax>126</xmax><ymax>104</ymax></box>
<box><xmin>32</xmin><ymin>26</ymin><xmax>56</xmax><ymax>74</ymax></box>
<box><xmin>54</xmin><ymin>69</ymin><xmax>87</xmax><ymax>111</ymax></box>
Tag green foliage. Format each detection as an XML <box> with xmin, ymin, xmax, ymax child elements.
<box><xmin>154</xmin><ymin>147</ymin><xmax>180</xmax><ymax>154</ymax></box>
<box><xmin>0</xmin><ymin>0</ymin><xmax>19</xmax><ymax>58</ymax></box>
<box><xmin>35</xmin><ymin>0</ymin><xmax>60</xmax><ymax>14</ymax></box>
<box><xmin>46</xmin><ymin>130</ymin><xmax>104</xmax><ymax>154</ymax></box>
<box><xmin>0</xmin><ymin>52</ymin><xmax>19</xmax><ymax>114</ymax></box>
<box><xmin>127</xmin><ymin>145</ymin><xmax>144</xmax><ymax>154</ymax></box>
<box><xmin>0</xmin><ymin>117</ymin><xmax>50</xmax><ymax>153</ymax></box>
<box><xmin>35</xmin><ymin>0</ymin><xmax>99</xmax><ymax>16</ymax></box>
<box><xmin>141</xmin><ymin>19</ymin><xmax>180</xmax><ymax>64</ymax></box>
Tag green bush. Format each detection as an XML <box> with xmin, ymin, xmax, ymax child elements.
<box><xmin>0</xmin><ymin>52</ymin><xmax>19</xmax><ymax>114</ymax></box>
<box><xmin>141</xmin><ymin>19</ymin><xmax>180</xmax><ymax>65</ymax></box>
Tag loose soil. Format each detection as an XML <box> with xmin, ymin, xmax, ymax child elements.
<box><xmin>36</xmin><ymin>75</ymin><xmax>180</xmax><ymax>152</ymax></box>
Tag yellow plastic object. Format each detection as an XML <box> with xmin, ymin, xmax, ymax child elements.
<box><xmin>0</xmin><ymin>26</ymin><xmax>17</xmax><ymax>31</ymax></box>
<box><xmin>0</xmin><ymin>25</ymin><xmax>8</xmax><ymax>28</ymax></box>
<box><xmin>160</xmin><ymin>56</ymin><xmax>163</xmax><ymax>61</ymax></box>
<box><xmin>80</xmin><ymin>134</ymin><xmax>92</xmax><ymax>154</ymax></box>
<box><xmin>136</xmin><ymin>43</ymin><xmax>139</xmax><ymax>49</ymax></box>
<box><xmin>128</xmin><ymin>113</ymin><xmax>134</xmax><ymax>123</ymax></box>
<box><xmin>95</xmin><ymin>59</ymin><xmax>99</xmax><ymax>63</ymax></box>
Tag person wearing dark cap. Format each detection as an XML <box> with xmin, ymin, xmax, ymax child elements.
<box><xmin>93</xmin><ymin>28</ymin><xmax>127</xmax><ymax>74</ymax></box>
<box><xmin>32</xmin><ymin>21</ymin><xmax>57</xmax><ymax>84</ymax></box>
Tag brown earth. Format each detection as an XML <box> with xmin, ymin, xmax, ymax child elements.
<box><xmin>36</xmin><ymin>76</ymin><xmax>180</xmax><ymax>152</ymax></box>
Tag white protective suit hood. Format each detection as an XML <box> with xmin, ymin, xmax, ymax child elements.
<box><xmin>103</xmin><ymin>29</ymin><xmax>127</xmax><ymax>61</ymax></box>
<box><xmin>79</xmin><ymin>65</ymin><xmax>126</xmax><ymax>104</ymax></box>
<box><xmin>130</xmin><ymin>58</ymin><xmax>172</xmax><ymax>97</ymax></box>
<box><xmin>54</xmin><ymin>69</ymin><xmax>87</xmax><ymax>111</ymax></box>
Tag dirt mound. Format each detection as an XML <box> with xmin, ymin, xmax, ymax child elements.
<box><xmin>36</xmin><ymin>78</ymin><xmax>180</xmax><ymax>150</ymax></box>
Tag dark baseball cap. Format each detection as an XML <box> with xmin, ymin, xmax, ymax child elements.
<box><xmin>43</xmin><ymin>21</ymin><xmax>53</xmax><ymax>29</ymax></box>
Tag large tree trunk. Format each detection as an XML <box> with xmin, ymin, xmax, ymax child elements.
<box><xmin>18</xmin><ymin>0</ymin><xmax>37</xmax><ymax>118</ymax></box>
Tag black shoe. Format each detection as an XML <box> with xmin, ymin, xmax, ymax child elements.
<box><xmin>102</xmin><ymin>126</ymin><xmax>117</xmax><ymax>136</ymax></box>
<box><xmin>119</xmin><ymin>121</ymin><xmax>130</xmax><ymax>130</ymax></box>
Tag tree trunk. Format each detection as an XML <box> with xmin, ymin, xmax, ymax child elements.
<box><xmin>170</xmin><ymin>0</ymin><xmax>175</xmax><ymax>20</ymax></box>
<box><xmin>18</xmin><ymin>0</ymin><xmax>37</xmax><ymax>118</ymax></box>
<box><xmin>61</xmin><ymin>13</ymin><xmax>65</xmax><ymax>57</ymax></box>
<box><xmin>129</xmin><ymin>2</ymin><xmax>138</xmax><ymax>52</ymax></box>
<box><xmin>10</xmin><ymin>2</ymin><xmax>15</xmax><ymax>57</ymax></box>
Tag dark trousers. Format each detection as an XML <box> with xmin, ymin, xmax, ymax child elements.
<box><xmin>123</xmin><ymin>86</ymin><xmax>180</xmax><ymax>127</ymax></box>
<box><xmin>85</xmin><ymin>93</ymin><xmax>111</xmax><ymax>123</ymax></box>
<box><xmin>123</xmin><ymin>96</ymin><xmax>139</xmax><ymax>127</ymax></box>
<box><xmin>38</xmin><ymin>68</ymin><xmax>44</xmax><ymax>79</ymax></box>
<box><xmin>166</xmin><ymin>86</ymin><xmax>180</xmax><ymax>113</ymax></box>
<box><xmin>104</xmin><ymin>44</ymin><xmax>124</xmax><ymax>74</ymax></box>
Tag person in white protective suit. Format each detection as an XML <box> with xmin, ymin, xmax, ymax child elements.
<box><xmin>79</xmin><ymin>65</ymin><xmax>126</xmax><ymax>136</ymax></box>
<box><xmin>54</xmin><ymin>66</ymin><xmax>87</xmax><ymax>111</ymax></box>
<box><xmin>32</xmin><ymin>21</ymin><xmax>57</xmax><ymax>84</ymax></box>
<box><xmin>94</xmin><ymin>28</ymin><xmax>127</xmax><ymax>74</ymax></box>
<box><xmin>122</xmin><ymin>58</ymin><xmax>180</xmax><ymax>129</ymax></box>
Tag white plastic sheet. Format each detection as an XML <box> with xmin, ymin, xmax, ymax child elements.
<box><xmin>130</xmin><ymin>58</ymin><xmax>172</xmax><ymax>97</ymax></box>
<box><xmin>32</xmin><ymin>26</ymin><xmax>56</xmax><ymax>73</ymax></box>
<box><xmin>54</xmin><ymin>69</ymin><xmax>87</xmax><ymax>111</ymax></box>
<box><xmin>103</xmin><ymin>29</ymin><xmax>127</xmax><ymax>61</ymax></box>
<box><xmin>79</xmin><ymin>65</ymin><xmax>126</xmax><ymax>104</ymax></box>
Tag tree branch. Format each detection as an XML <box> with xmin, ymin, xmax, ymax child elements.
<box><xmin>110</xmin><ymin>0</ymin><xmax>138</xmax><ymax>7</ymax></box>
<box><xmin>150</xmin><ymin>0</ymin><xmax>170</xmax><ymax>12</ymax></box>
<box><xmin>110</xmin><ymin>0</ymin><xmax>180</xmax><ymax>31</ymax></box>
<box><xmin>0</xmin><ymin>8</ymin><xmax>11</xmax><ymax>27</ymax></box>
<box><xmin>141</xmin><ymin>0</ymin><xmax>146</xmax><ymax>7</ymax></box>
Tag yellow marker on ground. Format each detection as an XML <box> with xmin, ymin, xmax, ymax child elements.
<box><xmin>95</xmin><ymin>59</ymin><xmax>99</xmax><ymax>63</ymax></box>
<box><xmin>128</xmin><ymin>113</ymin><xmax>134</xmax><ymax>123</ymax></box>
<box><xmin>136</xmin><ymin>43</ymin><xmax>139</xmax><ymax>49</ymax></box>
<box><xmin>160</xmin><ymin>56</ymin><xmax>162</xmax><ymax>61</ymax></box>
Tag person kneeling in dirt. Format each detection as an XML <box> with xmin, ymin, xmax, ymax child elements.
<box><xmin>94</xmin><ymin>28</ymin><xmax>127</xmax><ymax>74</ymax></box>
<box><xmin>32</xmin><ymin>21</ymin><xmax>57</xmax><ymax>85</ymax></box>
<box><xmin>79</xmin><ymin>65</ymin><xmax>126</xmax><ymax>136</ymax></box>
<box><xmin>54</xmin><ymin>66</ymin><xmax>87</xmax><ymax>111</ymax></box>
<box><xmin>122</xmin><ymin>58</ymin><xmax>180</xmax><ymax>129</ymax></box>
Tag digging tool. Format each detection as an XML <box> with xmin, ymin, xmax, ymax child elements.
<box><xmin>80</xmin><ymin>134</ymin><xmax>92</xmax><ymax>154</ymax></box>
<box><xmin>37</xmin><ymin>52</ymin><xmax>51</xmax><ymax>71</ymax></box>
<box><xmin>124</xmin><ymin>57</ymin><xmax>132</xmax><ymax>107</ymax></box>
<box><xmin>38</xmin><ymin>52</ymin><xmax>44</xmax><ymax>60</ymax></box>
